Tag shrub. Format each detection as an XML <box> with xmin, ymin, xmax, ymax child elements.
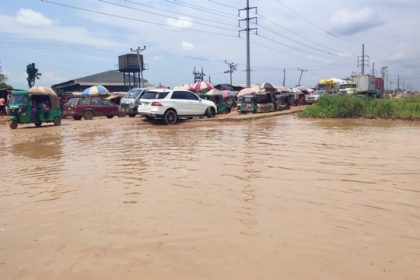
<box><xmin>299</xmin><ymin>95</ymin><xmax>420</xmax><ymax>119</ymax></box>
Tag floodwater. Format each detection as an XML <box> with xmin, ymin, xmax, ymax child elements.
<box><xmin>1</xmin><ymin>116</ymin><xmax>420</xmax><ymax>279</ymax></box>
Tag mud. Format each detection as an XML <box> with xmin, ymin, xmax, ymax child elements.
<box><xmin>1</xmin><ymin>115</ymin><xmax>420</xmax><ymax>279</ymax></box>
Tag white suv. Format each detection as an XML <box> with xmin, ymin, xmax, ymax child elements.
<box><xmin>137</xmin><ymin>89</ymin><xmax>217</xmax><ymax>124</ymax></box>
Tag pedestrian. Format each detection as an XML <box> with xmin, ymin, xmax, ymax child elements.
<box><xmin>0</xmin><ymin>97</ymin><xmax>5</xmax><ymax>116</ymax></box>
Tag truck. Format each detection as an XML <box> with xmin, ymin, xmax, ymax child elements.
<box><xmin>338</xmin><ymin>81</ymin><xmax>357</xmax><ymax>94</ymax></box>
<box><xmin>375</xmin><ymin>78</ymin><xmax>385</xmax><ymax>96</ymax></box>
<box><xmin>317</xmin><ymin>78</ymin><xmax>346</xmax><ymax>94</ymax></box>
<box><xmin>353</xmin><ymin>75</ymin><xmax>382</xmax><ymax>97</ymax></box>
<box><xmin>305</xmin><ymin>78</ymin><xmax>345</xmax><ymax>104</ymax></box>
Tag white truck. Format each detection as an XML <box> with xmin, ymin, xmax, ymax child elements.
<box><xmin>338</xmin><ymin>81</ymin><xmax>357</xmax><ymax>94</ymax></box>
<box><xmin>353</xmin><ymin>75</ymin><xmax>381</xmax><ymax>97</ymax></box>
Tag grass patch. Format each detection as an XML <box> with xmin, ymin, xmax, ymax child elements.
<box><xmin>299</xmin><ymin>95</ymin><xmax>420</xmax><ymax>120</ymax></box>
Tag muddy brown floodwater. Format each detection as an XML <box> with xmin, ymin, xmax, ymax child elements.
<box><xmin>0</xmin><ymin>115</ymin><xmax>420</xmax><ymax>279</ymax></box>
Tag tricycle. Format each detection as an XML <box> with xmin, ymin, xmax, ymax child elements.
<box><xmin>8</xmin><ymin>87</ymin><xmax>62</xmax><ymax>129</ymax></box>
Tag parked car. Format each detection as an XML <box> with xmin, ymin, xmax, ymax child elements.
<box><xmin>119</xmin><ymin>88</ymin><xmax>147</xmax><ymax>117</ymax></box>
<box><xmin>64</xmin><ymin>97</ymin><xmax>119</xmax><ymax>120</ymax></box>
<box><xmin>305</xmin><ymin>90</ymin><xmax>325</xmax><ymax>104</ymax></box>
<box><xmin>137</xmin><ymin>89</ymin><xmax>217</xmax><ymax>124</ymax></box>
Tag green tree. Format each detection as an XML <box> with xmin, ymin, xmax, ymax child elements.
<box><xmin>0</xmin><ymin>68</ymin><xmax>12</xmax><ymax>89</ymax></box>
<box><xmin>26</xmin><ymin>63</ymin><xmax>42</xmax><ymax>88</ymax></box>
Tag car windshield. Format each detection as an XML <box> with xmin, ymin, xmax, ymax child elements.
<box><xmin>340</xmin><ymin>84</ymin><xmax>356</xmax><ymax>89</ymax></box>
<box><xmin>67</xmin><ymin>98</ymin><xmax>78</xmax><ymax>105</ymax></box>
<box><xmin>9</xmin><ymin>94</ymin><xmax>28</xmax><ymax>105</ymax></box>
<box><xmin>126</xmin><ymin>89</ymin><xmax>142</xmax><ymax>98</ymax></box>
<box><xmin>142</xmin><ymin>91</ymin><xmax>169</xmax><ymax>99</ymax></box>
<box><xmin>318</xmin><ymin>84</ymin><xmax>327</xmax><ymax>90</ymax></box>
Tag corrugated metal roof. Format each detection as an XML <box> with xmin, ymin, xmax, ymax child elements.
<box><xmin>53</xmin><ymin>70</ymin><xmax>126</xmax><ymax>88</ymax></box>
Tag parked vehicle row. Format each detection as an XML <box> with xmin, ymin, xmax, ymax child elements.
<box><xmin>7</xmin><ymin>84</ymin><xmax>307</xmax><ymax>129</ymax></box>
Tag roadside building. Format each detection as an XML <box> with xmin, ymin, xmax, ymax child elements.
<box><xmin>52</xmin><ymin>70</ymin><xmax>145</xmax><ymax>94</ymax></box>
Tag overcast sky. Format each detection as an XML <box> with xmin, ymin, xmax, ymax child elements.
<box><xmin>0</xmin><ymin>0</ymin><xmax>419</xmax><ymax>90</ymax></box>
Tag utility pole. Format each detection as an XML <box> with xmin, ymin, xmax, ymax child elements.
<box><xmin>357</xmin><ymin>44</ymin><xmax>369</xmax><ymax>75</ymax></box>
<box><xmin>282</xmin><ymin>68</ymin><xmax>286</xmax><ymax>87</ymax></box>
<box><xmin>397</xmin><ymin>75</ymin><xmax>400</xmax><ymax>90</ymax></box>
<box><xmin>130</xmin><ymin>45</ymin><xmax>146</xmax><ymax>88</ymax></box>
<box><xmin>224</xmin><ymin>60</ymin><xmax>237</xmax><ymax>85</ymax></box>
<box><xmin>193</xmin><ymin>67</ymin><xmax>206</xmax><ymax>83</ymax></box>
<box><xmin>297</xmin><ymin>68</ymin><xmax>307</xmax><ymax>86</ymax></box>
<box><xmin>239</xmin><ymin>0</ymin><xmax>257</xmax><ymax>87</ymax></box>
<box><xmin>381</xmin><ymin>66</ymin><xmax>388</xmax><ymax>90</ymax></box>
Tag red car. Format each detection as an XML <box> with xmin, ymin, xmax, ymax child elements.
<box><xmin>64</xmin><ymin>97</ymin><xmax>119</xmax><ymax>120</ymax></box>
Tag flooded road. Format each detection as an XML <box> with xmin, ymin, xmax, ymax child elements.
<box><xmin>1</xmin><ymin>116</ymin><xmax>420</xmax><ymax>279</ymax></box>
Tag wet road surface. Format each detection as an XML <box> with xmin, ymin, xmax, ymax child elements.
<box><xmin>1</xmin><ymin>116</ymin><xmax>420</xmax><ymax>279</ymax></box>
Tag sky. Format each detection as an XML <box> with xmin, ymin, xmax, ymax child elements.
<box><xmin>0</xmin><ymin>0</ymin><xmax>419</xmax><ymax>90</ymax></box>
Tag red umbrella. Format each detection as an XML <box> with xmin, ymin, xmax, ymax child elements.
<box><xmin>193</xmin><ymin>81</ymin><xmax>214</xmax><ymax>93</ymax></box>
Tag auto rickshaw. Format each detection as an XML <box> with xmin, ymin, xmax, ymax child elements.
<box><xmin>199</xmin><ymin>93</ymin><xmax>231</xmax><ymax>114</ymax></box>
<box><xmin>8</xmin><ymin>87</ymin><xmax>62</xmax><ymax>129</ymax></box>
<box><xmin>273</xmin><ymin>92</ymin><xmax>292</xmax><ymax>111</ymax></box>
<box><xmin>239</xmin><ymin>93</ymin><xmax>275</xmax><ymax>114</ymax></box>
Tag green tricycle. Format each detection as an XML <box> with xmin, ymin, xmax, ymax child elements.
<box><xmin>8</xmin><ymin>87</ymin><xmax>62</xmax><ymax>129</ymax></box>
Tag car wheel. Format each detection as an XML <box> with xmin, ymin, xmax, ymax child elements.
<box><xmin>9</xmin><ymin>121</ymin><xmax>18</xmax><ymax>129</ymax></box>
<box><xmin>83</xmin><ymin>111</ymin><xmax>94</xmax><ymax>120</ymax></box>
<box><xmin>205</xmin><ymin>107</ymin><xmax>216</xmax><ymax>118</ymax></box>
<box><xmin>53</xmin><ymin>117</ymin><xmax>61</xmax><ymax>126</ymax></box>
<box><xmin>163</xmin><ymin>110</ymin><xmax>177</xmax><ymax>125</ymax></box>
<box><xmin>107</xmin><ymin>115</ymin><xmax>114</xmax><ymax>119</ymax></box>
<box><xmin>73</xmin><ymin>116</ymin><xmax>82</xmax><ymax>120</ymax></box>
<box><xmin>128</xmin><ymin>114</ymin><xmax>136</xmax><ymax>118</ymax></box>
<box><xmin>35</xmin><ymin>122</ymin><xmax>42</xmax><ymax>127</ymax></box>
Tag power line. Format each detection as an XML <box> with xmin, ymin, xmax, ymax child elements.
<box><xmin>273</xmin><ymin>0</ymin><xmax>339</xmax><ymax>38</ymax></box>
<box><xmin>256</xmin><ymin>24</ymin><xmax>334</xmax><ymax>56</ymax></box>
<box><xmin>164</xmin><ymin>0</ymin><xmax>238</xmax><ymax>20</ymax></box>
<box><xmin>256</xmin><ymin>33</ymin><xmax>331</xmax><ymax>58</ymax></box>
<box><xmin>40</xmin><ymin>0</ymin><xmax>236</xmax><ymax>38</ymax></box>
<box><xmin>207</xmin><ymin>0</ymin><xmax>239</xmax><ymax>10</ymax></box>
<box><xmin>272</xmin><ymin>0</ymin><xmax>358</xmax><ymax>45</ymax></box>
<box><xmin>256</xmin><ymin>12</ymin><xmax>342</xmax><ymax>54</ymax></box>
<box><xmin>124</xmin><ymin>0</ymin><xmax>233</xmax><ymax>26</ymax></box>
<box><xmin>99</xmin><ymin>0</ymin><xmax>236</xmax><ymax>32</ymax></box>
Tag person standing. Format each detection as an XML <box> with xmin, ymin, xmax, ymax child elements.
<box><xmin>0</xmin><ymin>97</ymin><xmax>6</xmax><ymax>116</ymax></box>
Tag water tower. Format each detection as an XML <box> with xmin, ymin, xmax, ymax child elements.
<box><xmin>118</xmin><ymin>54</ymin><xmax>144</xmax><ymax>90</ymax></box>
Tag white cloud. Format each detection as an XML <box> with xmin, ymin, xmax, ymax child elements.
<box><xmin>16</xmin><ymin>8</ymin><xmax>53</xmax><ymax>27</ymax></box>
<box><xmin>181</xmin><ymin>41</ymin><xmax>194</xmax><ymax>51</ymax></box>
<box><xmin>329</xmin><ymin>7</ymin><xmax>384</xmax><ymax>36</ymax></box>
<box><xmin>0</xmin><ymin>14</ymin><xmax>121</xmax><ymax>48</ymax></box>
<box><xmin>166</xmin><ymin>16</ymin><xmax>193</xmax><ymax>29</ymax></box>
